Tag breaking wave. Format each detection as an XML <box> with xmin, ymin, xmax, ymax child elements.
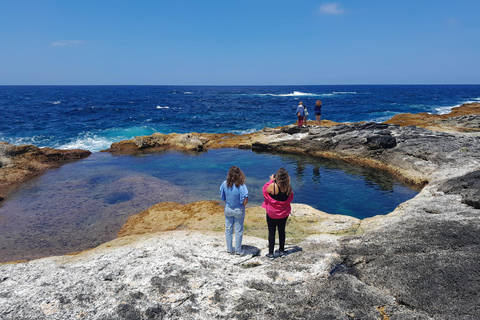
<box><xmin>58</xmin><ymin>126</ymin><xmax>158</xmax><ymax>152</ymax></box>
<box><xmin>257</xmin><ymin>91</ymin><xmax>358</xmax><ymax>97</ymax></box>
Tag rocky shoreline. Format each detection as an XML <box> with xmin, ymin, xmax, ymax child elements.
<box><xmin>0</xmin><ymin>104</ymin><xmax>479</xmax><ymax>319</ymax></box>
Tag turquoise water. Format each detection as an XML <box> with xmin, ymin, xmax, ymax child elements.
<box><xmin>0</xmin><ymin>149</ymin><xmax>418</xmax><ymax>262</ymax></box>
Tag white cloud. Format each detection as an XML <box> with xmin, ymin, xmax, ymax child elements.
<box><xmin>52</xmin><ymin>40</ymin><xmax>87</xmax><ymax>46</ymax></box>
<box><xmin>319</xmin><ymin>2</ymin><xmax>344</xmax><ymax>15</ymax></box>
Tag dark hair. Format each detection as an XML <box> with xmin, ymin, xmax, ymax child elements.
<box><xmin>227</xmin><ymin>166</ymin><xmax>246</xmax><ymax>188</ymax></box>
<box><xmin>275</xmin><ymin>167</ymin><xmax>291</xmax><ymax>191</ymax></box>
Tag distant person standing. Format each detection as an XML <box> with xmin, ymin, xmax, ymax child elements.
<box><xmin>314</xmin><ymin>100</ymin><xmax>322</xmax><ymax>125</ymax></box>
<box><xmin>219</xmin><ymin>166</ymin><xmax>249</xmax><ymax>255</ymax></box>
<box><xmin>296</xmin><ymin>102</ymin><xmax>306</xmax><ymax>127</ymax></box>
<box><xmin>262</xmin><ymin>167</ymin><xmax>294</xmax><ymax>260</ymax></box>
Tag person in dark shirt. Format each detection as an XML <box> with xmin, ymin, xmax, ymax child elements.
<box><xmin>314</xmin><ymin>100</ymin><xmax>322</xmax><ymax>125</ymax></box>
<box><xmin>261</xmin><ymin>168</ymin><xmax>294</xmax><ymax>260</ymax></box>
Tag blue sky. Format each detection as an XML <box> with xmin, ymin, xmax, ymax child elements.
<box><xmin>1</xmin><ymin>0</ymin><xmax>479</xmax><ymax>85</ymax></box>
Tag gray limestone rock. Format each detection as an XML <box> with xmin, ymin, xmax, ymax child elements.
<box><xmin>438</xmin><ymin>170</ymin><xmax>480</xmax><ymax>209</ymax></box>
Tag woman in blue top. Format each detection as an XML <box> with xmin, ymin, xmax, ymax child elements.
<box><xmin>314</xmin><ymin>100</ymin><xmax>322</xmax><ymax>125</ymax></box>
<box><xmin>219</xmin><ymin>166</ymin><xmax>248</xmax><ymax>255</ymax></box>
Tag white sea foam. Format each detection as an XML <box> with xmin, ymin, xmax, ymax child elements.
<box><xmin>51</xmin><ymin>101</ymin><xmax>61</xmax><ymax>105</ymax></box>
<box><xmin>259</xmin><ymin>91</ymin><xmax>320</xmax><ymax>97</ymax></box>
<box><xmin>230</xmin><ymin>128</ymin><xmax>258</xmax><ymax>135</ymax></box>
<box><xmin>332</xmin><ymin>91</ymin><xmax>357</xmax><ymax>94</ymax></box>
<box><xmin>59</xmin><ymin>127</ymin><xmax>158</xmax><ymax>152</ymax></box>
<box><xmin>156</xmin><ymin>106</ymin><xmax>169</xmax><ymax>109</ymax></box>
<box><xmin>184</xmin><ymin>92</ymin><xmax>193</xmax><ymax>94</ymax></box>
<box><xmin>257</xmin><ymin>91</ymin><xmax>357</xmax><ymax>98</ymax></box>
<box><xmin>434</xmin><ymin>99</ymin><xmax>479</xmax><ymax>115</ymax></box>
<box><xmin>58</xmin><ymin>136</ymin><xmax>114</xmax><ymax>152</ymax></box>
<box><xmin>435</xmin><ymin>106</ymin><xmax>457</xmax><ymax>115</ymax></box>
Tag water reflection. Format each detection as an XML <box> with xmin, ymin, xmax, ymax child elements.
<box><xmin>270</xmin><ymin>151</ymin><xmax>408</xmax><ymax>194</ymax></box>
<box><xmin>0</xmin><ymin>148</ymin><xmax>419</xmax><ymax>262</ymax></box>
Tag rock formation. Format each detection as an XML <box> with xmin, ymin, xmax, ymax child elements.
<box><xmin>385</xmin><ymin>102</ymin><xmax>480</xmax><ymax>132</ymax></box>
<box><xmin>0</xmin><ymin>104</ymin><xmax>479</xmax><ymax>319</ymax></box>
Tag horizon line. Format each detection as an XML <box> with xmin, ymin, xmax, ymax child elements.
<box><xmin>1</xmin><ymin>83</ymin><xmax>479</xmax><ymax>87</ymax></box>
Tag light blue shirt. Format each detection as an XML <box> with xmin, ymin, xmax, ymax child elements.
<box><xmin>219</xmin><ymin>181</ymin><xmax>248</xmax><ymax>209</ymax></box>
<box><xmin>296</xmin><ymin>105</ymin><xmax>305</xmax><ymax>117</ymax></box>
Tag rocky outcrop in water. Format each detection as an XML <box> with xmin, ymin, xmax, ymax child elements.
<box><xmin>1</xmin><ymin>104</ymin><xmax>479</xmax><ymax>319</ymax></box>
<box><xmin>385</xmin><ymin>102</ymin><xmax>480</xmax><ymax>132</ymax></box>
<box><xmin>0</xmin><ymin>142</ymin><xmax>91</xmax><ymax>203</ymax></box>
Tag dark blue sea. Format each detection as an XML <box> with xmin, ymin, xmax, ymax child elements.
<box><xmin>0</xmin><ymin>85</ymin><xmax>479</xmax><ymax>262</ymax></box>
<box><xmin>1</xmin><ymin>85</ymin><xmax>479</xmax><ymax>152</ymax></box>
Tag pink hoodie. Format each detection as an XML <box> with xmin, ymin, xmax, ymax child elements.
<box><xmin>261</xmin><ymin>180</ymin><xmax>294</xmax><ymax>219</ymax></box>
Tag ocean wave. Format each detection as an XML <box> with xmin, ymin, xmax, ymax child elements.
<box><xmin>258</xmin><ymin>91</ymin><xmax>323</xmax><ymax>97</ymax></box>
<box><xmin>50</xmin><ymin>101</ymin><xmax>61</xmax><ymax>105</ymax></box>
<box><xmin>434</xmin><ymin>99</ymin><xmax>479</xmax><ymax>115</ymax></box>
<box><xmin>58</xmin><ymin>126</ymin><xmax>158</xmax><ymax>152</ymax></box>
<box><xmin>2</xmin><ymin>135</ymin><xmax>54</xmax><ymax>148</ymax></box>
<box><xmin>434</xmin><ymin>106</ymin><xmax>456</xmax><ymax>115</ymax></box>
<box><xmin>463</xmin><ymin>99</ymin><xmax>480</xmax><ymax>104</ymax></box>
<box><xmin>256</xmin><ymin>91</ymin><xmax>358</xmax><ymax>97</ymax></box>
<box><xmin>230</xmin><ymin>128</ymin><xmax>259</xmax><ymax>135</ymax></box>
<box><xmin>58</xmin><ymin>136</ymin><xmax>115</xmax><ymax>152</ymax></box>
<box><xmin>156</xmin><ymin>106</ymin><xmax>169</xmax><ymax>109</ymax></box>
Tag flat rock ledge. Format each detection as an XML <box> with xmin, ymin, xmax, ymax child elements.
<box><xmin>1</xmin><ymin>104</ymin><xmax>480</xmax><ymax>319</ymax></box>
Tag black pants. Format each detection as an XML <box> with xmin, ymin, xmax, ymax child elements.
<box><xmin>266</xmin><ymin>214</ymin><xmax>288</xmax><ymax>255</ymax></box>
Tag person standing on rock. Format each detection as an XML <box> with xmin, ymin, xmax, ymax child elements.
<box><xmin>314</xmin><ymin>100</ymin><xmax>322</xmax><ymax>125</ymax></box>
<box><xmin>296</xmin><ymin>102</ymin><xmax>306</xmax><ymax>127</ymax></box>
<box><xmin>219</xmin><ymin>166</ymin><xmax>249</xmax><ymax>256</ymax></box>
<box><xmin>262</xmin><ymin>167</ymin><xmax>294</xmax><ymax>260</ymax></box>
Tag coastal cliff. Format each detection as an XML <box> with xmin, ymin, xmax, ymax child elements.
<box><xmin>0</xmin><ymin>104</ymin><xmax>479</xmax><ymax>319</ymax></box>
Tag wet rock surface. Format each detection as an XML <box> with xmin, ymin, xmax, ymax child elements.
<box><xmin>1</xmin><ymin>104</ymin><xmax>479</xmax><ymax>319</ymax></box>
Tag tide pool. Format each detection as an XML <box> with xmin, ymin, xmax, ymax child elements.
<box><xmin>0</xmin><ymin>149</ymin><xmax>418</xmax><ymax>262</ymax></box>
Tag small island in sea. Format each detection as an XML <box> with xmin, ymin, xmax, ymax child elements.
<box><xmin>0</xmin><ymin>103</ymin><xmax>479</xmax><ymax>319</ymax></box>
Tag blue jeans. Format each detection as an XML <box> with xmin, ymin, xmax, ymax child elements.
<box><xmin>224</xmin><ymin>206</ymin><xmax>245</xmax><ymax>253</ymax></box>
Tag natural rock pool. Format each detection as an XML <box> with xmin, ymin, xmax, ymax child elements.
<box><xmin>0</xmin><ymin>148</ymin><xmax>419</xmax><ymax>262</ymax></box>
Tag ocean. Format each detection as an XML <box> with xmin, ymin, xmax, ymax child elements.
<box><xmin>1</xmin><ymin>85</ymin><xmax>479</xmax><ymax>152</ymax></box>
<box><xmin>0</xmin><ymin>85</ymin><xmax>479</xmax><ymax>261</ymax></box>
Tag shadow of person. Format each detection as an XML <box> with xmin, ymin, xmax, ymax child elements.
<box><xmin>275</xmin><ymin>246</ymin><xmax>303</xmax><ymax>257</ymax></box>
<box><xmin>240</xmin><ymin>244</ymin><xmax>261</xmax><ymax>257</ymax></box>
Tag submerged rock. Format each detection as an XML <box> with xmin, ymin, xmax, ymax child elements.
<box><xmin>0</xmin><ymin>142</ymin><xmax>91</xmax><ymax>203</ymax></box>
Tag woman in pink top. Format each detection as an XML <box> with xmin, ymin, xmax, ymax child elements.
<box><xmin>262</xmin><ymin>167</ymin><xmax>294</xmax><ymax>260</ymax></box>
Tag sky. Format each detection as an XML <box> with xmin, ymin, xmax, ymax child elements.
<box><xmin>0</xmin><ymin>0</ymin><xmax>479</xmax><ymax>85</ymax></box>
